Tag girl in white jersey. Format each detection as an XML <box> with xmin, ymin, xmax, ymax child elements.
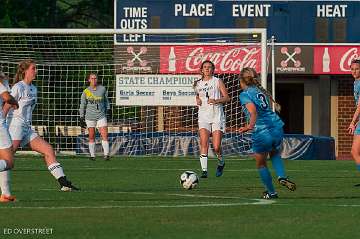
<box><xmin>2</xmin><ymin>60</ymin><xmax>79</xmax><ymax>196</ymax></box>
<box><xmin>0</xmin><ymin>72</ymin><xmax>18</xmax><ymax>202</ymax></box>
<box><xmin>194</xmin><ymin>60</ymin><xmax>230</xmax><ymax>178</ymax></box>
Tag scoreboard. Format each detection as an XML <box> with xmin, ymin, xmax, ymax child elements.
<box><xmin>115</xmin><ymin>0</ymin><xmax>360</xmax><ymax>43</ymax></box>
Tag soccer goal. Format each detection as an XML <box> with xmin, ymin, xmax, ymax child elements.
<box><xmin>0</xmin><ymin>28</ymin><xmax>268</xmax><ymax>156</ymax></box>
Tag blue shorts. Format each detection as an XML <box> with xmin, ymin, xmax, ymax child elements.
<box><xmin>355</xmin><ymin>123</ymin><xmax>360</xmax><ymax>135</ymax></box>
<box><xmin>251</xmin><ymin>127</ymin><xmax>284</xmax><ymax>154</ymax></box>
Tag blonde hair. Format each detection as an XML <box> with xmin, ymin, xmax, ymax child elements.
<box><xmin>240</xmin><ymin>67</ymin><xmax>281</xmax><ymax>112</ymax></box>
<box><xmin>15</xmin><ymin>59</ymin><xmax>36</xmax><ymax>83</ymax></box>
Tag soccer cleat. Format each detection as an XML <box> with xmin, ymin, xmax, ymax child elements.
<box><xmin>278</xmin><ymin>177</ymin><xmax>297</xmax><ymax>191</ymax></box>
<box><xmin>0</xmin><ymin>194</ymin><xmax>16</xmax><ymax>203</ymax></box>
<box><xmin>354</xmin><ymin>183</ymin><xmax>360</xmax><ymax>187</ymax></box>
<box><xmin>104</xmin><ymin>155</ymin><xmax>110</xmax><ymax>161</ymax></box>
<box><xmin>216</xmin><ymin>162</ymin><xmax>225</xmax><ymax>177</ymax></box>
<box><xmin>263</xmin><ymin>191</ymin><xmax>278</xmax><ymax>199</ymax></box>
<box><xmin>89</xmin><ymin>156</ymin><xmax>95</xmax><ymax>161</ymax></box>
<box><xmin>58</xmin><ymin>176</ymin><xmax>80</xmax><ymax>192</ymax></box>
<box><xmin>200</xmin><ymin>171</ymin><xmax>208</xmax><ymax>178</ymax></box>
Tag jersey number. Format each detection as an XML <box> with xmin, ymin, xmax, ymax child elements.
<box><xmin>256</xmin><ymin>93</ymin><xmax>268</xmax><ymax>109</ymax></box>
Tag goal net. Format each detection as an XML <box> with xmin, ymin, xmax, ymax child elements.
<box><xmin>0</xmin><ymin>28</ymin><xmax>268</xmax><ymax>157</ymax></box>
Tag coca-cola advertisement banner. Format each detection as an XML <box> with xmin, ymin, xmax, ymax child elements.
<box><xmin>159</xmin><ymin>45</ymin><xmax>261</xmax><ymax>74</ymax></box>
<box><xmin>313</xmin><ymin>46</ymin><xmax>360</xmax><ymax>74</ymax></box>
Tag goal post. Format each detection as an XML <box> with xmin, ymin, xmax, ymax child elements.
<box><xmin>0</xmin><ymin>28</ymin><xmax>268</xmax><ymax>156</ymax></box>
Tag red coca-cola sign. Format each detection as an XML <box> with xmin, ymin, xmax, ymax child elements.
<box><xmin>314</xmin><ymin>46</ymin><xmax>360</xmax><ymax>74</ymax></box>
<box><xmin>159</xmin><ymin>45</ymin><xmax>261</xmax><ymax>74</ymax></box>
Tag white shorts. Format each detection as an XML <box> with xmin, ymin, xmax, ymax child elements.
<box><xmin>198</xmin><ymin>120</ymin><xmax>225</xmax><ymax>133</ymax></box>
<box><xmin>8</xmin><ymin>121</ymin><xmax>39</xmax><ymax>147</ymax></box>
<box><xmin>0</xmin><ymin>121</ymin><xmax>12</xmax><ymax>149</ymax></box>
<box><xmin>86</xmin><ymin>117</ymin><xmax>107</xmax><ymax>128</ymax></box>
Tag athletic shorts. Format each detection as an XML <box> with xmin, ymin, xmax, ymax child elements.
<box><xmin>0</xmin><ymin>121</ymin><xmax>12</xmax><ymax>149</ymax></box>
<box><xmin>86</xmin><ymin>117</ymin><xmax>107</xmax><ymax>128</ymax></box>
<box><xmin>198</xmin><ymin>120</ymin><xmax>225</xmax><ymax>133</ymax></box>
<box><xmin>252</xmin><ymin>127</ymin><xmax>284</xmax><ymax>154</ymax></box>
<box><xmin>8</xmin><ymin>120</ymin><xmax>38</xmax><ymax>147</ymax></box>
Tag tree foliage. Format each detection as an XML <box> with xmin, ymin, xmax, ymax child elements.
<box><xmin>0</xmin><ymin>0</ymin><xmax>113</xmax><ymax>28</ymax></box>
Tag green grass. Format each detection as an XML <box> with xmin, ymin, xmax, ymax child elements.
<box><xmin>1</xmin><ymin>156</ymin><xmax>360</xmax><ymax>239</ymax></box>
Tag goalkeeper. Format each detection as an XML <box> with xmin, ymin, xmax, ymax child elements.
<box><xmin>79</xmin><ymin>73</ymin><xmax>111</xmax><ymax>161</ymax></box>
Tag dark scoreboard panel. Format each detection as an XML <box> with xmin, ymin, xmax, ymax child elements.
<box><xmin>115</xmin><ymin>0</ymin><xmax>360</xmax><ymax>43</ymax></box>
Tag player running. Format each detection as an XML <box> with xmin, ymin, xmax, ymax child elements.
<box><xmin>1</xmin><ymin>59</ymin><xmax>79</xmax><ymax>197</ymax></box>
<box><xmin>239</xmin><ymin>67</ymin><xmax>296</xmax><ymax>199</ymax></box>
<box><xmin>193</xmin><ymin>60</ymin><xmax>230</xmax><ymax>178</ymax></box>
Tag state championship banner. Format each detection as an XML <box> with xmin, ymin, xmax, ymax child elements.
<box><xmin>116</xmin><ymin>74</ymin><xmax>200</xmax><ymax>106</ymax></box>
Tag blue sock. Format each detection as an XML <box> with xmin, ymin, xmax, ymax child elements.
<box><xmin>270</xmin><ymin>153</ymin><xmax>286</xmax><ymax>179</ymax></box>
<box><xmin>357</xmin><ymin>164</ymin><xmax>360</xmax><ymax>172</ymax></box>
<box><xmin>258</xmin><ymin>167</ymin><xmax>275</xmax><ymax>194</ymax></box>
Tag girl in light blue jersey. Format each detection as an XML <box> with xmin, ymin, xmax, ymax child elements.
<box><xmin>348</xmin><ymin>59</ymin><xmax>360</xmax><ymax>185</ymax></box>
<box><xmin>239</xmin><ymin>67</ymin><xmax>296</xmax><ymax>199</ymax></box>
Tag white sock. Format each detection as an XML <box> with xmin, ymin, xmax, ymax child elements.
<box><xmin>0</xmin><ymin>170</ymin><xmax>11</xmax><ymax>196</ymax></box>
<box><xmin>101</xmin><ymin>140</ymin><xmax>109</xmax><ymax>156</ymax></box>
<box><xmin>0</xmin><ymin>160</ymin><xmax>8</xmax><ymax>171</ymax></box>
<box><xmin>48</xmin><ymin>163</ymin><xmax>65</xmax><ymax>180</ymax></box>
<box><xmin>89</xmin><ymin>142</ymin><xmax>95</xmax><ymax>157</ymax></box>
<box><xmin>199</xmin><ymin>154</ymin><xmax>208</xmax><ymax>172</ymax></box>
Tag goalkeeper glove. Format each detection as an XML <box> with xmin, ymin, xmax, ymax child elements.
<box><xmin>79</xmin><ymin>117</ymin><xmax>87</xmax><ymax>129</ymax></box>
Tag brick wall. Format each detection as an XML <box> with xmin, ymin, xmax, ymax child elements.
<box><xmin>338</xmin><ymin>78</ymin><xmax>355</xmax><ymax>158</ymax></box>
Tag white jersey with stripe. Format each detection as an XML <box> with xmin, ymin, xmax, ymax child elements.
<box><xmin>7</xmin><ymin>81</ymin><xmax>37</xmax><ymax>126</ymax></box>
<box><xmin>195</xmin><ymin>76</ymin><xmax>224</xmax><ymax>123</ymax></box>
<box><xmin>0</xmin><ymin>79</ymin><xmax>11</xmax><ymax>124</ymax></box>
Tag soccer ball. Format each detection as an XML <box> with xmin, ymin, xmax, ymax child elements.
<box><xmin>180</xmin><ymin>171</ymin><xmax>199</xmax><ymax>190</ymax></box>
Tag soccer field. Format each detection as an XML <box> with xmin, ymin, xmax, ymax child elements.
<box><xmin>1</xmin><ymin>156</ymin><xmax>360</xmax><ymax>239</ymax></box>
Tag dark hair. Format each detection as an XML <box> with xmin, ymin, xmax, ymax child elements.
<box><xmin>193</xmin><ymin>60</ymin><xmax>216</xmax><ymax>88</ymax></box>
<box><xmin>351</xmin><ymin>59</ymin><xmax>360</xmax><ymax>65</ymax></box>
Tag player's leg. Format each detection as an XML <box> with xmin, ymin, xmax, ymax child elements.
<box><xmin>88</xmin><ymin>124</ymin><xmax>96</xmax><ymax>160</ymax></box>
<box><xmin>212</xmin><ymin>129</ymin><xmax>225</xmax><ymax>177</ymax></box>
<box><xmin>254</xmin><ymin>152</ymin><xmax>277</xmax><ymax>199</ymax></box>
<box><xmin>0</xmin><ymin>148</ymin><xmax>15</xmax><ymax>202</ymax></box>
<box><xmin>268</xmin><ymin>127</ymin><xmax>296</xmax><ymax>191</ymax></box>
<box><xmin>98</xmin><ymin>118</ymin><xmax>110</xmax><ymax>160</ymax></box>
<box><xmin>252</xmin><ymin>129</ymin><xmax>277</xmax><ymax>198</ymax></box>
<box><xmin>199</xmin><ymin>124</ymin><xmax>210</xmax><ymax>178</ymax></box>
<box><xmin>0</xmin><ymin>126</ymin><xmax>16</xmax><ymax>202</ymax></box>
<box><xmin>351</xmin><ymin>134</ymin><xmax>360</xmax><ymax>186</ymax></box>
<box><xmin>28</xmin><ymin>136</ymin><xmax>79</xmax><ymax>191</ymax></box>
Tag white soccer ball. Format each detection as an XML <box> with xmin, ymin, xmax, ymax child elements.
<box><xmin>180</xmin><ymin>171</ymin><xmax>199</xmax><ymax>190</ymax></box>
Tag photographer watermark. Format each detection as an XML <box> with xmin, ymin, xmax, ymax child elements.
<box><xmin>3</xmin><ymin>227</ymin><xmax>53</xmax><ymax>235</ymax></box>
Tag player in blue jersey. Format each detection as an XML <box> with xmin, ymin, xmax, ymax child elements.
<box><xmin>239</xmin><ymin>67</ymin><xmax>296</xmax><ymax>199</ymax></box>
<box><xmin>348</xmin><ymin>59</ymin><xmax>360</xmax><ymax>186</ymax></box>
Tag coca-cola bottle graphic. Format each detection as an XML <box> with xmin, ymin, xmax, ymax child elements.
<box><xmin>322</xmin><ymin>47</ymin><xmax>330</xmax><ymax>73</ymax></box>
<box><xmin>168</xmin><ymin>47</ymin><xmax>176</xmax><ymax>72</ymax></box>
